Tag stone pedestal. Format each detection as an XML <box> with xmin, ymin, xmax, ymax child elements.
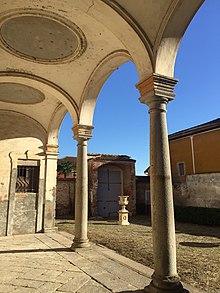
<box><xmin>137</xmin><ymin>73</ymin><xmax>188</xmax><ymax>293</ymax></box>
<box><xmin>71</xmin><ymin>124</ymin><xmax>93</xmax><ymax>250</ymax></box>
<box><xmin>118</xmin><ymin>196</ymin><xmax>129</xmax><ymax>225</ymax></box>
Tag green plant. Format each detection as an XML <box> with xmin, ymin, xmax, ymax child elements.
<box><xmin>57</xmin><ymin>161</ymin><xmax>75</xmax><ymax>178</ymax></box>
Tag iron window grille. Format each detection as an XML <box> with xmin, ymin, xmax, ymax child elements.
<box><xmin>16</xmin><ymin>166</ymin><xmax>40</xmax><ymax>193</ymax></box>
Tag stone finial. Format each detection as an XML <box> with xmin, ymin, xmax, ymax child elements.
<box><xmin>136</xmin><ymin>73</ymin><xmax>178</xmax><ymax>106</ymax></box>
<box><xmin>72</xmin><ymin>124</ymin><xmax>94</xmax><ymax>140</ymax></box>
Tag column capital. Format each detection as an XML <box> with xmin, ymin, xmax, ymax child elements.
<box><xmin>136</xmin><ymin>73</ymin><xmax>178</xmax><ymax>106</ymax></box>
<box><xmin>45</xmin><ymin>144</ymin><xmax>59</xmax><ymax>157</ymax></box>
<box><xmin>72</xmin><ymin>124</ymin><xmax>94</xmax><ymax>141</ymax></box>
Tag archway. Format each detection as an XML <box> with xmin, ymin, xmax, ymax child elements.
<box><xmin>0</xmin><ymin>2</ymin><xmax>206</xmax><ymax>292</ymax></box>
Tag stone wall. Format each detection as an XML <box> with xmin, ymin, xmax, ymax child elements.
<box><xmin>56</xmin><ymin>179</ymin><xmax>76</xmax><ymax>217</ymax></box>
<box><xmin>173</xmin><ymin>173</ymin><xmax>220</xmax><ymax>208</ymax></box>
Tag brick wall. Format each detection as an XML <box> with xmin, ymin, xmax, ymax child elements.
<box><xmin>56</xmin><ymin>179</ymin><xmax>76</xmax><ymax>217</ymax></box>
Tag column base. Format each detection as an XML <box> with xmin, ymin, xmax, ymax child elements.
<box><xmin>144</xmin><ymin>277</ymin><xmax>189</xmax><ymax>293</ymax></box>
<box><xmin>43</xmin><ymin>227</ymin><xmax>58</xmax><ymax>233</ymax></box>
<box><xmin>71</xmin><ymin>238</ymin><xmax>90</xmax><ymax>250</ymax></box>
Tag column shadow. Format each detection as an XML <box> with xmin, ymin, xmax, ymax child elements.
<box><xmin>116</xmin><ymin>291</ymin><xmax>145</xmax><ymax>293</ymax></box>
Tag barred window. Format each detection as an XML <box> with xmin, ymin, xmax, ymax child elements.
<box><xmin>16</xmin><ymin>166</ymin><xmax>39</xmax><ymax>193</ymax></box>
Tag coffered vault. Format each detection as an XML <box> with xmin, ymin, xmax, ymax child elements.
<box><xmin>0</xmin><ymin>1</ymin><xmax>205</xmax><ymax>293</ymax></box>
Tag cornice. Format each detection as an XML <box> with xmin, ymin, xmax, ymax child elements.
<box><xmin>169</xmin><ymin>119</ymin><xmax>220</xmax><ymax>141</ymax></box>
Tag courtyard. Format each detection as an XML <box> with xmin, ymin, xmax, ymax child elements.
<box><xmin>0</xmin><ymin>1</ymin><xmax>218</xmax><ymax>293</ymax></box>
<box><xmin>57</xmin><ymin>216</ymin><xmax>220</xmax><ymax>293</ymax></box>
<box><xmin>0</xmin><ymin>229</ymin><xmax>204</xmax><ymax>293</ymax></box>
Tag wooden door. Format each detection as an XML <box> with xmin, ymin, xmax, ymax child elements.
<box><xmin>97</xmin><ymin>166</ymin><xmax>122</xmax><ymax>218</ymax></box>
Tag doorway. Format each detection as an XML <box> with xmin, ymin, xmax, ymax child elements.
<box><xmin>97</xmin><ymin>165</ymin><xmax>122</xmax><ymax>218</ymax></box>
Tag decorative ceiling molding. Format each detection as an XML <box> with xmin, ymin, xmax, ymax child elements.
<box><xmin>0</xmin><ymin>71</ymin><xmax>79</xmax><ymax>120</ymax></box>
<box><xmin>0</xmin><ymin>82</ymin><xmax>45</xmax><ymax>105</ymax></box>
<box><xmin>0</xmin><ymin>9</ymin><xmax>87</xmax><ymax>64</ymax></box>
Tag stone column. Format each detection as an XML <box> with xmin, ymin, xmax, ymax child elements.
<box><xmin>71</xmin><ymin>124</ymin><xmax>93</xmax><ymax>249</ymax></box>
<box><xmin>44</xmin><ymin>144</ymin><xmax>59</xmax><ymax>232</ymax></box>
<box><xmin>136</xmin><ymin>74</ymin><xmax>187</xmax><ymax>293</ymax></box>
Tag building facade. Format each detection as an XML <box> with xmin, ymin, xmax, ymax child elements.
<box><xmin>169</xmin><ymin>118</ymin><xmax>220</xmax><ymax>210</ymax></box>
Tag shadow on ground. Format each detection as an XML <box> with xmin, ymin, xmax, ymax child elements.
<box><xmin>117</xmin><ymin>291</ymin><xmax>145</xmax><ymax>293</ymax></box>
<box><xmin>0</xmin><ymin>247</ymin><xmax>70</xmax><ymax>254</ymax></box>
<box><xmin>179</xmin><ymin>241</ymin><xmax>220</xmax><ymax>248</ymax></box>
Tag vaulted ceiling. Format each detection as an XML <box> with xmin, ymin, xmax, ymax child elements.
<box><xmin>0</xmin><ymin>0</ymin><xmax>204</xmax><ymax>144</ymax></box>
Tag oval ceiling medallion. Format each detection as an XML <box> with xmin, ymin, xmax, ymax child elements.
<box><xmin>0</xmin><ymin>83</ymin><xmax>45</xmax><ymax>104</ymax></box>
<box><xmin>0</xmin><ymin>11</ymin><xmax>86</xmax><ymax>64</ymax></box>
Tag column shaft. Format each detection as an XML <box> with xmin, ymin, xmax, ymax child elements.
<box><xmin>136</xmin><ymin>73</ymin><xmax>187</xmax><ymax>293</ymax></box>
<box><xmin>147</xmin><ymin>102</ymin><xmax>184</xmax><ymax>293</ymax></box>
<box><xmin>71</xmin><ymin>124</ymin><xmax>93</xmax><ymax>249</ymax></box>
<box><xmin>73</xmin><ymin>138</ymin><xmax>89</xmax><ymax>248</ymax></box>
<box><xmin>150</xmin><ymin>103</ymin><xmax>177</xmax><ymax>277</ymax></box>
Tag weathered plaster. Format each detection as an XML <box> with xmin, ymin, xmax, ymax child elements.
<box><xmin>173</xmin><ymin>173</ymin><xmax>220</xmax><ymax>209</ymax></box>
<box><xmin>0</xmin><ymin>200</ymin><xmax>8</xmax><ymax>235</ymax></box>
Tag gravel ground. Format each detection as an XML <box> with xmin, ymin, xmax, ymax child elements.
<box><xmin>56</xmin><ymin>216</ymin><xmax>220</xmax><ymax>293</ymax></box>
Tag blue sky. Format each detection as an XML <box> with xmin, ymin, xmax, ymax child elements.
<box><xmin>59</xmin><ymin>0</ymin><xmax>220</xmax><ymax>175</ymax></box>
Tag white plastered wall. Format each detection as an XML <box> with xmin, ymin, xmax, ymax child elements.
<box><xmin>0</xmin><ymin>110</ymin><xmax>47</xmax><ymax>235</ymax></box>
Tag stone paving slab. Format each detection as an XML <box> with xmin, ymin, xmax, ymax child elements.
<box><xmin>0</xmin><ymin>231</ymin><xmax>204</xmax><ymax>293</ymax></box>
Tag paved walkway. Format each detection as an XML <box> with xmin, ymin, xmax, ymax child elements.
<box><xmin>0</xmin><ymin>231</ymin><xmax>202</xmax><ymax>293</ymax></box>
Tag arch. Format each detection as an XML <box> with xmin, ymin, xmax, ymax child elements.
<box><xmin>87</xmin><ymin>0</ymin><xmax>154</xmax><ymax>79</ymax></box>
<box><xmin>79</xmin><ymin>50</ymin><xmax>131</xmax><ymax>126</ymax></box>
<box><xmin>0</xmin><ymin>72</ymin><xmax>79</xmax><ymax>124</ymax></box>
<box><xmin>47</xmin><ymin>103</ymin><xmax>68</xmax><ymax>146</ymax></box>
<box><xmin>154</xmin><ymin>1</ymin><xmax>205</xmax><ymax>76</ymax></box>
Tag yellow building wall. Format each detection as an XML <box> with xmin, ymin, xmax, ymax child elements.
<box><xmin>193</xmin><ymin>129</ymin><xmax>220</xmax><ymax>173</ymax></box>
<box><xmin>169</xmin><ymin>128</ymin><xmax>220</xmax><ymax>182</ymax></box>
<box><xmin>169</xmin><ymin>137</ymin><xmax>193</xmax><ymax>182</ymax></box>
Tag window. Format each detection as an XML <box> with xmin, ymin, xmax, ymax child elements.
<box><xmin>177</xmin><ymin>162</ymin><xmax>185</xmax><ymax>176</ymax></box>
<box><xmin>16</xmin><ymin>166</ymin><xmax>40</xmax><ymax>193</ymax></box>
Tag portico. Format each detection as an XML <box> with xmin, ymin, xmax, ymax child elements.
<box><xmin>0</xmin><ymin>1</ymin><xmax>205</xmax><ymax>292</ymax></box>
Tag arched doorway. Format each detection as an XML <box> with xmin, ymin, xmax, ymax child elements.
<box><xmin>97</xmin><ymin>165</ymin><xmax>122</xmax><ymax>218</ymax></box>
